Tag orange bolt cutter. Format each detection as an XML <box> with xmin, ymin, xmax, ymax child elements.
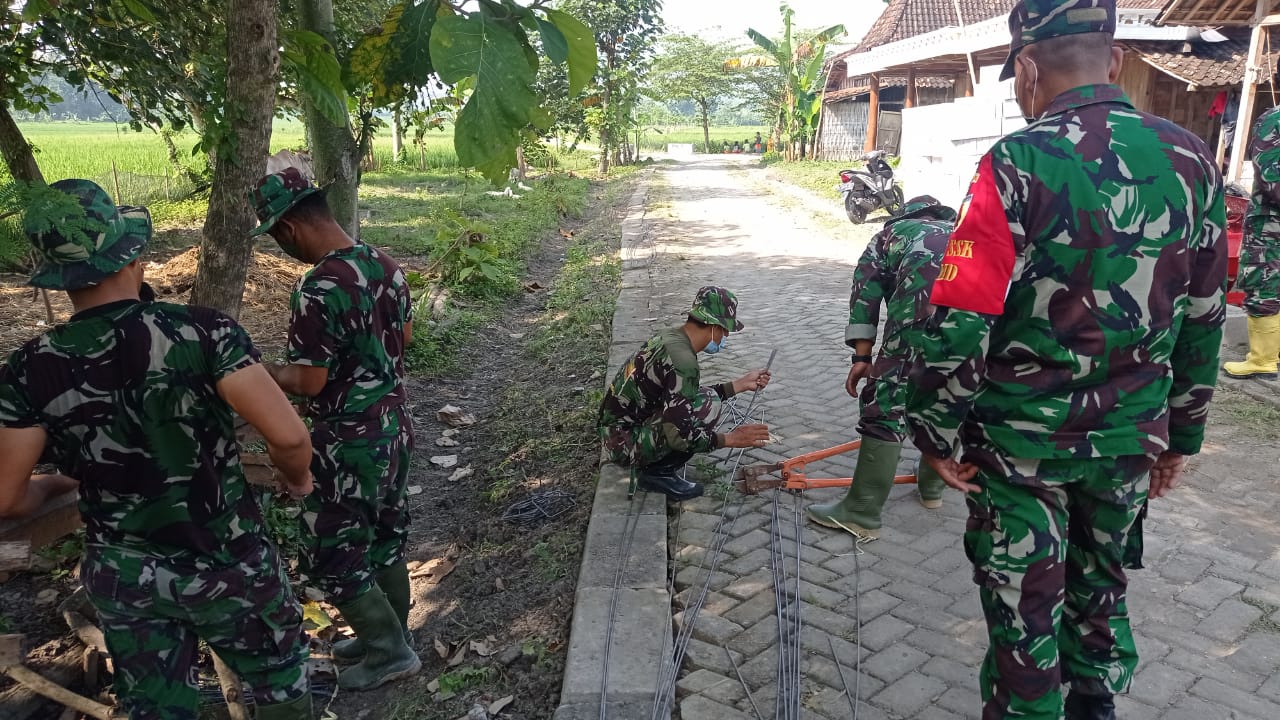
<box><xmin>734</xmin><ymin>438</ymin><xmax>917</xmax><ymax>495</ymax></box>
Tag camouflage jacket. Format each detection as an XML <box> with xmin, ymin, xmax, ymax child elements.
<box><xmin>847</xmin><ymin>214</ymin><xmax>953</xmax><ymax>381</ymax></box>
<box><xmin>1237</xmin><ymin>106</ymin><xmax>1280</xmax><ymax>302</ymax></box>
<box><xmin>598</xmin><ymin>327</ymin><xmax>734</xmax><ymax>455</ymax></box>
<box><xmin>906</xmin><ymin>85</ymin><xmax>1228</xmax><ymax>460</ymax></box>
<box><xmin>0</xmin><ymin>300</ymin><xmax>268</xmax><ymax>563</ymax></box>
<box><xmin>288</xmin><ymin>243</ymin><xmax>413</xmax><ymax>422</ymax></box>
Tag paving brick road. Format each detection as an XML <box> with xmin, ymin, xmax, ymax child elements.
<box><xmin>617</xmin><ymin>156</ymin><xmax>1280</xmax><ymax>719</ymax></box>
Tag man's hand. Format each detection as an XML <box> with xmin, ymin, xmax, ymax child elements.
<box><xmin>845</xmin><ymin>362</ymin><xmax>871</xmax><ymax>398</ymax></box>
<box><xmin>734</xmin><ymin>369</ymin><xmax>772</xmax><ymax>394</ymax></box>
<box><xmin>723</xmin><ymin>424</ymin><xmax>771</xmax><ymax>448</ymax></box>
<box><xmin>276</xmin><ymin>469</ymin><xmax>315</xmax><ymax>500</ymax></box>
<box><xmin>1149</xmin><ymin>450</ymin><xmax>1185</xmax><ymax>499</ymax></box>
<box><xmin>922</xmin><ymin>453</ymin><xmax>981</xmax><ymax>493</ymax></box>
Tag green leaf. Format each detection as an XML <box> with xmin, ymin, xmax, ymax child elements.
<box><xmin>302</xmin><ymin>601</ymin><xmax>333</xmax><ymax>631</ymax></box>
<box><xmin>121</xmin><ymin>0</ymin><xmax>157</xmax><ymax>24</ymax></box>
<box><xmin>536</xmin><ymin>18</ymin><xmax>568</xmax><ymax>65</ymax></box>
<box><xmin>350</xmin><ymin>2</ymin><xmax>407</xmax><ymax>105</ymax></box>
<box><xmin>431</xmin><ymin>13</ymin><xmax>539</xmax><ymax>183</ymax></box>
<box><xmin>386</xmin><ymin>0</ymin><xmax>449</xmax><ymax>91</ymax></box>
<box><xmin>287</xmin><ymin>49</ymin><xmax>349</xmax><ymax>127</ymax></box>
<box><xmin>544</xmin><ymin>9</ymin><xmax>596</xmax><ymax>98</ymax></box>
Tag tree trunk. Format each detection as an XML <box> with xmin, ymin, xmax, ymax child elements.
<box><xmin>391</xmin><ymin>109</ymin><xmax>404</xmax><ymax>162</ymax></box>
<box><xmin>0</xmin><ymin>101</ymin><xmax>44</xmax><ymax>183</ymax></box>
<box><xmin>598</xmin><ymin>85</ymin><xmax>611</xmax><ymax>175</ymax></box>
<box><xmin>189</xmin><ymin>0</ymin><xmax>277</xmax><ymax>317</ymax></box>
<box><xmin>699</xmin><ymin>99</ymin><xmax>711</xmax><ymax>154</ymax></box>
<box><xmin>300</xmin><ymin>0</ymin><xmax>360</xmax><ymax>237</ymax></box>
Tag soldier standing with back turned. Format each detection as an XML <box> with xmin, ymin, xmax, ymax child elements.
<box><xmin>806</xmin><ymin>196</ymin><xmax>955</xmax><ymax>538</ymax></box>
<box><xmin>906</xmin><ymin>2</ymin><xmax>1227</xmax><ymax>718</ymax></box>
<box><xmin>1224</xmin><ymin>104</ymin><xmax>1280</xmax><ymax>378</ymax></box>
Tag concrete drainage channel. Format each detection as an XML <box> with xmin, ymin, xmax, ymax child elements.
<box><xmin>553</xmin><ymin>176</ymin><xmax>677</xmax><ymax>720</ymax></box>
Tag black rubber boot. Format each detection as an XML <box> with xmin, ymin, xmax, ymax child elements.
<box><xmin>1064</xmin><ymin>689</ymin><xmax>1116</xmax><ymax>720</ymax></box>
<box><xmin>636</xmin><ymin>451</ymin><xmax>702</xmax><ymax>501</ymax></box>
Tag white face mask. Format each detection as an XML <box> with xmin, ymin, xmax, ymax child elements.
<box><xmin>1018</xmin><ymin>56</ymin><xmax>1040</xmax><ymax>123</ymax></box>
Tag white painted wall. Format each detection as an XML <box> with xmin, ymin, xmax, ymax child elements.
<box><xmin>897</xmin><ymin>66</ymin><xmax>1025</xmax><ymax>208</ymax></box>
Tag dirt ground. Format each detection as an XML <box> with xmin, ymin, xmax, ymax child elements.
<box><xmin>0</xmin><ymin>182</ymin><xmax>625</xmax><ymax>719</ymax></box>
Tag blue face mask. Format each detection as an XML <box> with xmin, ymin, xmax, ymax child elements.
<box><xmin>705</xmin><ymin>330</ymin><xmax>727</xmax><ymax>355</ymax></box>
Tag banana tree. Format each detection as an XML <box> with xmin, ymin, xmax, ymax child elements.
<box><xmin>726</xmin><ymin>3</ymin><xmax>844</xmax><ymax>160</ymax></box>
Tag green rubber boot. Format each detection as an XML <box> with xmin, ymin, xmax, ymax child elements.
<box><xmin>335</xmin><ymin>586</ymin><xmax>421</xmax><ymax>691</ymax></box>
<box><xmin>332</xmin><ymin>563</ymin><xmax>413</xmax><ymax>663</ymax></box>
<box><xmin>806</xmin><ymin>437</ymin><xmax>902</xmax><ymax>538</ymax></box>
<box><xmin>255</xmin><ymin>692</ymin><xmax>313</xmax><ymax>720</ymax></box>
<box><xmin>916</xmin><ymin>460</ymin><xmax>945</xmax><ymax>509</ymax></box>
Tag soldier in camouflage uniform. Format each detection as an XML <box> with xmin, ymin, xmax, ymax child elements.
<box><xmin>249</xmin><ymin>168</ymin><xmax>420</xmax><ymax>691</ymax></box>
<box><xmin>598</xmin><ymin>287</ymin><xmax>771</xmax><ymax>501</ymax></box>
<box><xmin>807</xmin><ymin>196</ymin><xmax>954</xmax><ymax>538</ymax></box>
<box><xmin>0</xmin><ymin>180</ymin><xmax>316</xmax><ymax>720</ymax></box>
<box><xmin>1224</xmin><ymin>104</ymin><xmax>1280</xmax><ymax>378</ymax></box>
<box><xmin>904</xmin><ymin>2</ymin><xmax>1227</xmax><ymax>719</ymax></box>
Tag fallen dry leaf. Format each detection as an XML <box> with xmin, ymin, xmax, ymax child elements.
<box><xmin>436</xmin><ymin>436</ymin><xmax>460</xmax><ymax>447</ymax></box>
<box><xmin>427</xmin><ymin>678</ymin><xmax>440</xmax><ymax>692</ymax></box>
<box><xmin>406</xmin><ymin>485</ymin><xmax>424</xmax><ymax>496</ymax></box>
<box><xmin>494</xmin><ymin>577</ymin><xmax>506</xmax><ymax>592</ymax></box>
<box><xmin>522</xmin><ymin>282</ymin><xmax>543</xmax><ymax>293</ymax></box>
<box><xmin>436</xmin><ymin>405</ymin><xmax>477</xmax><ymax>427</ymax></box>
<box><xmin>434</xmin><ymin>637</ymin><xmax>449</xmax><ymax>659</ymax></box>
<box><xmin>411</xmin><ymin>556</ymin><xmax>457</xmax><ymax>584</ymax></box>
<box><xmin>430</xmin><ymin>455</ymin><xmax>459</xmax><ymax>469</ymax></box>
<box><xmin>558</xmin><ymin>228</ymin><xmax>574</xmax><ymax>238</ymax></box>
<box><xmin>448</xmin><ymin>466</ymin><xmax>475</xmax><ymax>482</ymax></box>
<box><xmin>489</xmin><ymin>696</ymin><xmax>514</xmax><ymax>715</ymax></box>
<box><xmin>447</xmin><ymin>644</ymin><xmax>467</xmax><ymax>667</ymax></box>
<box><xmin>469</xmin><ymin>635</ymin><xmax>498</xmax><ymax>657</ymax></box>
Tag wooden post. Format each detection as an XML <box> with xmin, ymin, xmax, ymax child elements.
<box><xmin>0</xmin><ymin>542</ymin><xmax>30</xmax><ymax>572</ymax></box>
<box><xmin>905</xmin><ymin>67</ymin><xmax>917</xmax><ymax>109</ymax></box>
<box><xmin>865</xmin><ymin>74</ymin><xmax>881</xmax><ymax>153</ymax></box>
<box><xmin>1230</xmin><ymin>23</ymin><xmax>1268</xmax><ymax>183</ymax></box>
<box><xmin>110</xmin><ymin>160</ymin><xmax>123</xmax><ymax>204</ymax></box>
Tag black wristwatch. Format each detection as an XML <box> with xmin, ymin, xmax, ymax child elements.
<box><xmin>851</xmin><ymin>354</ymin><xmax>872</xmax><ymax>364</ymax></box>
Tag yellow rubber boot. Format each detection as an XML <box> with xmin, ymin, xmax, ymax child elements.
<box><xmin>1224</xmin><ymin>315</ymin><xmax>1280</xmax><ymax>379</ymax></box>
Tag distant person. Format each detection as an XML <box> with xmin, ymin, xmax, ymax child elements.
<box><xmin>732</xmin><ymin>141</ymin><xmax>742</xmax><ymax>153</ymax></box>
<box><xmin>0</xmin><ymin>180</ymin><xmax>316</xmax><ymax>720</ymax></box>
<box><xmin>598</xmin><ymin>287</ymin><xmax>771</xmax><ymax>501</ymax></box>
<box><xmin>1224</xmin><ymin>103</ymin><xmax>1280</xmax><ymax>378</ymax></box>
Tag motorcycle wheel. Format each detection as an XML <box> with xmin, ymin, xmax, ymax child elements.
<box><xmin>844</xmin><ymin>191</ymin><xmax>868</xmax><ymax>224</ymax></box>
<box><xmin>888</xmin><ymin>186</ymin><xmax>905</xmax><ymax>215</ymax></box>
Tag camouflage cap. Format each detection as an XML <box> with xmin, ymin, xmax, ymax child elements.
<box><xmin>999</xmin><ymin>0</ymin><xmax>1117</xmax><ymax>81</ymax></box>
<box><xmin>248</xmin><ymin>167</ymin><xmax>322</xmax><ymax>236</ymax></box>
<box><xmin>689</xmin><ymin>286</ymin><xmax>744</xmax><ymax>332</ymax></box>
<box><xmin>26</xmin><ymin>179</ymin><xmax>151</xmax><ymax>291</ymax></box>
<box><xmin>888</xmin><ymin>195</ymin><xmax>957</xmax><ymax>225</ymax></box>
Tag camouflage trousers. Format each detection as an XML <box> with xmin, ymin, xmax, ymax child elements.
<box><xmin>300</xmin><ymin>405</ymin><xmax>414</xmax><ymax>605</ymax></box>
<box><xmin>602</xmin><ymin>386</ymin><xmax>721</xmax><ymax>467</ymax></box>
<box><xmin>1236</xmin><ymin>227</ymin><xmax>1280</xmax><ymax>317</ymax></box>
<box><xmin>857</xmin><ymin>367</ymin><xmax>911</xmax><ymax>444</ymax></box>
<box><xmin>82</xmin><ymin>541</ymin><xmax>309</xmax><ymax>720</ymax></box>
<box><xmin>961</xmin><ymin>451</ymin><xmax>1153</xmax><ymax>719</ymax></box>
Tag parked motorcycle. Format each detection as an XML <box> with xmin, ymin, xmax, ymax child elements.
<box><xmin>837</xmin><ymin>150</ymin><xmax>904</xmax><ymax>224</ymax></box>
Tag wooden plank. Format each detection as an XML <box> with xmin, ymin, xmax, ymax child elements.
<box><xmin>0</xmin><ymin>634</ymin><xmax>22</xmax><ymax>669</ymax></box>
<box><xmin>0</xmin><ymin>541</ymin><xmax>31</xmax><ymax>572</ymax></box>
<box><xmin>0</xmin><ymin>492</ymin><xmax>81</xmax><ymax>549</ymax></box>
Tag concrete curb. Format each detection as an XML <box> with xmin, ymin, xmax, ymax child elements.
<box><xmin>555</xmin><ymin>175</ymin><xmax>674</xmax><ymax>720</ymax></box>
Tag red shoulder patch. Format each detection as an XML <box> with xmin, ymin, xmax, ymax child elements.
<box><xmin>929</xmin><ymin>154</ymin><xmax>1016</xmax><ymax>316</ymax></box>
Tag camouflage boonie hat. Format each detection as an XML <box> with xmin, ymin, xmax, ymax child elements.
<box><xmin>999</xmin><ymin>0</ymin><xmax>1117</xmax><ymax>81</ymax></box>
<box><xmin>889</xmin><ymin>195</ymin><xmax>957</xmax><ymax>225</ymax></box>
<box><xmin>689</xmin><ymin>286</ymin><xmax>744</xmax><ymax>332</ymax></box>
<box><xmin>26</xmin><ymin>179</ymin><xmax>151</xmax><ymax>291</ymax></box>
<box><xmin>248</xmin><ymin>167</ymin><xmax>322</xmax><ymax>236</ymax></box>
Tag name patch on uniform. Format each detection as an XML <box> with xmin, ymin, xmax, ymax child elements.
<box><xmin>928</xmin><ymin>153</ymin><xmax>1016</xmax><ymax>316</ymax></box>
